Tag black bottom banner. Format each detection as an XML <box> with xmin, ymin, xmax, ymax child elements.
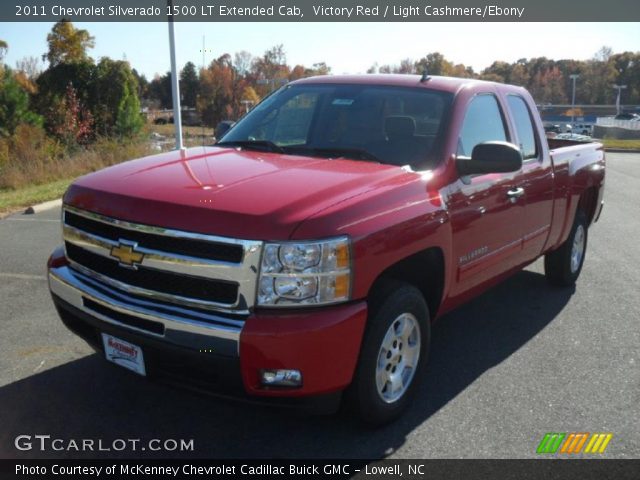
<box><xmin>1</xmin><ymin>459</ymin><xmax>639</xmax><ymax>480</ymax></box>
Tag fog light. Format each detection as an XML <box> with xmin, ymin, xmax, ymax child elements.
<box><xmin>260</xmin><ymin>369</ymin><xmax>302</xmax><ymax>387</ymax></box>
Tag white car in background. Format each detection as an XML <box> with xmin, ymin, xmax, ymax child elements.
<box><xmin>572</xmin><ymin>123</ymin><xmax>593</xmax><ymax>136</ymax></box>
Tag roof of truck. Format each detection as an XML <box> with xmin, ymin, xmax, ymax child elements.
<box><xmin>291</xmin><ymin>74</ymin><xmax>524</xmax><ymax>95</ymax></box>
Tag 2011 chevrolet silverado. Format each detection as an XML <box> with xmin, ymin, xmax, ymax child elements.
<box><xmin>48</xmin><ymin>74</ymin><xmax>605</xmax><ymax>424</ymax></box>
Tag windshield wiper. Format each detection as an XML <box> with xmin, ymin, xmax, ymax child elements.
<box><xmin>217</xmin><ymin>140</ymin><xmax>285</xmax><ymax>154</ymax></box>
<box><xmin>291</xmin><ymin>146</ymin><xmax>381</xmax><ymax>163</ymax></box>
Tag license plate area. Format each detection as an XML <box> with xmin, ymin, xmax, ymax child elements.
<box><xmin>101</xmin><ymin>333</ymin><xmax>146</xmax><ymax>376</ymax></box>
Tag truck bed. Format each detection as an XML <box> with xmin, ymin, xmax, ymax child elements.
<box><xmin>547</xmin><ymin>137</ymin><xmax>597</xmax><ymax>150</ymax></box>
<box><xmin>548</xmin><ymin>137</ymin><xmax>603</xmax><ymax>167</ymax></box>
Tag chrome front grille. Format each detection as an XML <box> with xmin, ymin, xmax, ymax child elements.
<box><xmin>64</xmin><ymin>210</ymin><xmax>244</xmax><ymax>262</ymax></box>
<box><xmin>61</xmin><ymin>206</ymin><xmax>263</xmax><ymax>315</ymax></box>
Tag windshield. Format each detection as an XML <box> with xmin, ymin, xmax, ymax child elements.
<box><xmin>219</xmin><ymin>83</ymin><xmax>453</xmax><ymax>169</ymax></box>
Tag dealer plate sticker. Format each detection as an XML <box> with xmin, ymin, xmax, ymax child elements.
<box><xmin>101</xmin><ymin>333</ymin><xmax>146</xmax><ymax>376</ymax></box>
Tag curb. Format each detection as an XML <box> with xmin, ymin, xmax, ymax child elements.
<box><xmin>603</xmin><ymin>148</ymin><xmax>640</xmax><ymax>153</ymax></box>
<box><xmin>24</xmin><ymin>198</ymin><xmax>63</xmax><ymax>215</ymax></box>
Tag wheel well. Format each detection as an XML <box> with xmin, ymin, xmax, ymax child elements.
<box><xmin>369</xmin><ymin>248</ymin><xmax>445</xmax><ymax>319</ymax></box>
<box><xmin>578</xmin><ymin>186</ymin><xmax>598</xmax><ymax>225</ymax></box>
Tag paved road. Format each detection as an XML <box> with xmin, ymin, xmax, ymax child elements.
<box><xmin>0</xmin><ymin>153</ymin><xmax>638</xmax><ymax>460</ymax></box>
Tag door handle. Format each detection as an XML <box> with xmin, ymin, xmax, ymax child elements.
<box><xmin>506</xmin><ymin>187</ymin><xmax>524</xmax><ymax>203</ymax></box>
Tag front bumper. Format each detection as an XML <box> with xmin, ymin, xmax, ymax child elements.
<box><xmin>48</xmin><ymin>251</ymin><xmax>368</xmax><ymax>402</ymax></box>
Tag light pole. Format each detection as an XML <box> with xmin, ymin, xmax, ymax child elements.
<box><xmin>167</xmin><ymin>0</ymin><xmax>183</xmax><ymax>150</ymax></box>
<box><xmin>240</xmin><ymin>100</ymin><xmax>254</xmax><ymax>114</ymax></box>
<box><xmin>613</xmin><ymin>84</ymin><xmax>627</xmax><ymax>115</ymax></box>
<box><xmin>569</xmin><ymin>74</ymin><xmax>579</xmax><ymax>124</ymax></box>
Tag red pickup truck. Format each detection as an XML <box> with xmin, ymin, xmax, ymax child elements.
<box><xmin>48</xmin><ymin>75</ymin><xmax>605</xmax><ymax>424</ymax></box>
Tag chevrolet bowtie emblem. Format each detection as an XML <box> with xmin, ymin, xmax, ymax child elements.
<box><xmin>110</xmin><ymin>241</ymin><xmax>144</xmax><ymax>268</ymax></box>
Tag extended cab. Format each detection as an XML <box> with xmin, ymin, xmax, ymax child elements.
<box><xmin>48</xmin><ymin>75</ymin><xmax>605</xmax><ymax>424</ymax></box>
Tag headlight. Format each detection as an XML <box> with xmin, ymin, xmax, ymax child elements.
<box><xmin>258</xmin><ymin>237</ymin><xmax>351</xmax><ymax>307</ymax></box>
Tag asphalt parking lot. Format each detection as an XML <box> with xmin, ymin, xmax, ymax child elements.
<box><xmin>0</xmin><ymin>153</ymin><xmax>638</xmax><ymax>460</ymax></box>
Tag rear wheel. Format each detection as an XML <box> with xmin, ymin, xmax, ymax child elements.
<box><xmin>545</xmin><ymin>209</ymin><xmax>588</xmax><ymax>286</ymax></box>
<box><xmin>347</xmin><ymin>281</ymin><xmax>430</xmax><ymax>425</ymax></box>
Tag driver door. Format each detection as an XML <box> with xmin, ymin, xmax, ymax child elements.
<box><xmin>447</xmin><ymin>94</ymin><xmax>526</xmax><ymax>295</ymax></box>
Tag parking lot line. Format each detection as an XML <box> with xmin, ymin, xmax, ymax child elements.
<box><xmin>0</xmin><ymin>273</ymin><xmax>47</xmax><ymax>280</ymax></box>
<box><xmin>4</xmin><ymin>218</ymin><xmax>60</xmax><ymax>223</ymax></box>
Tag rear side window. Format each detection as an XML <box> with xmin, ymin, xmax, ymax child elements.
<box><xmin>507</xmin><ymin>95</ymin><xmax>538</xmax><ymax>159</ymax></box>
<box><xmin>457</xmin><ymin>94</ymin><xmax>507</xmax><ymax>157</ymax></box>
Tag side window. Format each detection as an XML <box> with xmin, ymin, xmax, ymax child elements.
<box><xmin>457</xmin><ymin>94</ymin><xmax>507</xmax><ymax>157</ymax></box>
<box><xmin>507</xmin><ymin>95</ymin><xmax>538</xmax><ymax>159</ymax></box>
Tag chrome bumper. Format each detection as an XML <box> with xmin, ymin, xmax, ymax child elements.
<box><xmin>49</xmin><ymin>266</ymin><xmax>243</xmax><ymax>356</ymax></box>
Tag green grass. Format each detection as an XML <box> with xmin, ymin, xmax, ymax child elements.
<box><xmin>601</xmin><ymin>138</ymin><xmax>640</xmax><ymax>150</ymax></box>
<box><xmin>0</xmin><ymin>178</ymin><xmax>73</xmax><ymax>217</ymax></box>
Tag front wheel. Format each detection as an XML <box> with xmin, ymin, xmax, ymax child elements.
<box><xmin>545</xmin><ymin>209</ymin><xmax>588</xmax><ymax>286</ymax></box>
<box><xmin>347</xmin><ymin>282</ymin><xmax>430</xmax><ymax>425</ymax></box>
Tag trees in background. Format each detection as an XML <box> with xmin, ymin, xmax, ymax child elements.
<box><xmin>45</xmin><ymin>83</ymin><xmax>93</xmax><ymax>146</ymax></box>
<box><xmin>414</xmin><ymin>52</ymin><xmax>451</xmax><ymax>76</ymax></box>
<box><xmin>372</xmin><ymin>52</ymin><xmax>474</xmax><ymax>78</ymax></box>
<box><xmin>477</xmin><ymin>48</ymin><xmax>640</xmax><ymax>105</ymax></box>
<box><xmin>30</xmin><ymin>22</ymin><xmax>144</xmax><ymax>143</ymax></box>
<box><xmin>115</xmin><ymin>82</ymin><xmax>143</xmax><ymax>138</ymax></box>
<box><xmin>15</xmin><ymin>56</ymin><xmax>43</xmax><ymax>82</ymax></box>
<box><xmin>233</xmin><ymin>51</ymin><xmax>253</xmax><ymax>76</ymax></box>
<box><xmin>45</xmin><ymin>20</ymin><xmax>95</xmax><ymax>66</ymax></box>
<box><xmin>1</xmin><ymin>38</ymin><xmax>42</xmax><ymax>137</ymax></box>
<box><xmin>180</xmin><ymin>61</ymin><xmax>199</xmax><ymax>108</ymax></box>
<box><xmin>0</xmin><ymin>18</ymin><xmax>145</xmax><ymax>183</ymax></box>
<box><xmin>131</xmin><ymin>68</ymin><xmax>149</xmax><ymax>104</ymax></box>
<box><xmin>93</xmin><ymin>57</ymin><xmax>143</xmax><ymax>137</ymax></box>
<box><xmin>365</xmin><ymin>49</ymin><xmax>640</xmax><ymax>105</ymax></box>
<box><xmin>0</xmin><ymin>40</ymin><xmax>7</xmax><ymax>63</ymax></box>
<box><xmin>197</xmin><ymin>54</ymin><xmax>243</xmax><ymax>127</ymax></box>
<box><xmin>149</xmin><ymin>72</ymin><xmax>172</xmax><ymax>109</ymax></box>
<box><xmin>0</xmin><ymin>26</ymin><xmax>149</xmax><ymax>189</ymax></box>
<box><xmin>143</xmin><ymin>44</ymin><xmax>332</xmax><ymax>126</ymax></box>
<box><xmin>0</xmin><ymin>67</ymin><xmax>43</xmax><ymax>137</ymax></box>
<box><xmin>2</xmin><ymin>19</ymin><xmax>640</xmax><ymax>151</ymax></box>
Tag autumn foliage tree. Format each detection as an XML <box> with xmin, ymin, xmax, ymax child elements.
<box><xmin>33</xmin><ymin>23</ymin><xmax>144</xmax><ymax>141</ymax></box>
<box><xmin>45</xmin><ymin>20</ymin><xmax>95</xmax><ymax>66</ymax></box>
<box><xmin>46</xmin><ymin>83</ymin><xmax>94</xmax><ymax>146</ymax></box>
<box><xmin>197</xmin><ymin>54</ymin><xmax>243</xmax><ymax>127</ymax></box>
<box><xmin>528</xmin><ymin>67</ymin><xmax>568</xmax><ymax>104</ymax></box>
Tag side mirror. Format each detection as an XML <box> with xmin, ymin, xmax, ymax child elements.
<box><xmin>456</xmin><ymin>141</ymin><xmax>523</xmax><ymax>176</ymax></box>
<box><xmin>215</xmin><ymin>121</ymin><xmax>235</xmax><ymax>141</ymax></box>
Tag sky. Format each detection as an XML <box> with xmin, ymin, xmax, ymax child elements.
<box><xmin>1</xmin><ymin>22</ymin><xmax>639</xmax><ymax>78</ymax></box>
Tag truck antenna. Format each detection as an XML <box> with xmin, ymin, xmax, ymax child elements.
<box><xmin>420</xmin><ymin>69</ymin><xmax>431</xmax><ymax>83</ymax></box>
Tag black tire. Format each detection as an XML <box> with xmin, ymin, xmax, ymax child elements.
<box><xmin>545</xmin><ymin>209</ymin><xmax>588</xmax><ymax>286</ymax></box>
<box><xmin>347</xmin><ymin>281</ymin><xmax>430</xmax><ymax>426</ymax></box>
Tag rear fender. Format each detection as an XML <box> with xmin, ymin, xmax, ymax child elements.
<box><xmin>553</xmin><ymin>150</ymin><xmax>605</xmax><ymax>248</ymax></box>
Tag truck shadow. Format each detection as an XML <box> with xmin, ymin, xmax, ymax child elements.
<box><xmin>0</xmin><ymin>269</ymin><xmax>573</xmax><ymax>459</ymax></box>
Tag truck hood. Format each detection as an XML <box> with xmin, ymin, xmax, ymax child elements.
<box><xmin>64</xmin><ymin>146</ymin><xmax>416</xmax><ymax>240</ymax></box>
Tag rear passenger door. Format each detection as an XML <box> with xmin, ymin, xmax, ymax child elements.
<box><xmin>506</xmin><ymin>95</ymin><xmax>554</xmax><ymax>260</ymax></box>
<box><xmin>448</xmin><ymin>94</ymin><xmax>526</xmax><ymax>294</ymax></box>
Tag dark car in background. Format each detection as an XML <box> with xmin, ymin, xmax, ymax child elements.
<box><xmin>614</xmin><ymin>113</ymin><xmax>639</xmax><ymax>121</ymax></box>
